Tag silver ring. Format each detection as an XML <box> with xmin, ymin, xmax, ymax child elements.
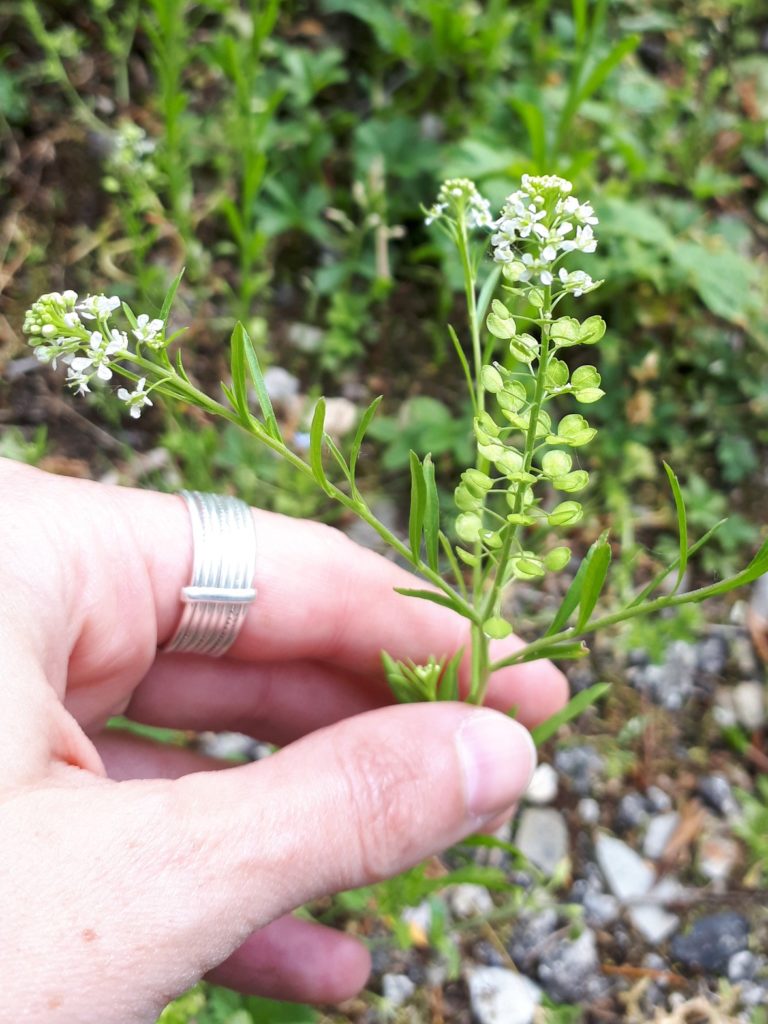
<box><xmin>163</xmin><ymin>491</ymin><xmax>257</xmax><ymax>657</ymax></box>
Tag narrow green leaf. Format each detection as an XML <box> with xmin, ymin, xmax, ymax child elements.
<box><xmin>236</xmin><ymin>321</ymin><xmax>282</xmax><ymax>441</ymax></box>
<box><xmin>220</xmin><ymin>381</ymin><xmax>239</xmax><ymax>414</ymax></box>
<box><xmin>324</xmin><ymin>433</ymin><xmax>352</xmax><ymax>483</ymax></box>
<box><xmin>393</xmin><ymin>587</ymin><xmax>472</xmax><ymax>619</ymax></box>
<box><xmin>663</xmin><ymin>461</ymin><xmax>688</xmax><ymax>593</ymax></box>
<box><xmin>544</xmin><ymin>534</ymin><xmax>610</xmax><ymax>637</ymax></box>
<box><xmin>576</xmin><ymin>531</ymin><xmax>611</xmax><ymax>630</ymax></box>
<box><xmin>229</xmin><ymin>321</ymin><xmax>249</xmax><ymax>418</ymax></box>
<box><xmin>439</xmin><ymin>531</ymin><xmax>468</xmax><ymax>599</ymax></box>
<box><xmin>422</xmin><ymin>454</ymin><xmax>440</xmax><ymax>572</ymax></box>
<box><xmin>160</xmin><ymin>267</ymin><xmax>185</xmax><ymax>323</ymax></box>
<box><xmin>408</xmin><ymin>450</ymin><xmax>426</xmax><ymax>561</ymax></box>
<box><xmin>741</xmin><ymin>535</ymin><xmax>768</xmax><ymax>583</ymax></box>
<box><xmin>437</xmin><ymin>648</ymin><xmax>464</xmax><ymax>702</ymax></box>
<box><xmin>447</xmin><ymin>325</ymin><xmax>477</xmax><ymax>415</ymax></box>
<box><xmin>531</xmin><ymin>683</ymin><xmax>610</xmax><ymax>747</ymax></box>
<box><xmin>628</xmin><ymin>519</ymin><xmax>727</xmax><ymax>608</ymax></box>
<box><xmin>309</xmin><ymin>398</ymin><xmax>333</xmax><ymax>495</ymax></box>
<box><xmin>174</xmin><ymin>350</ymin><xmax>192</xmax><ymax>384</ymax></box>
<box><xmin>349</xmin><ymin>395</ymin><xmax>382</xmax><ymax>488</ymax></box>
<box><xmin>694</xmin><ymin>536</ymin><xmax>768</xmax><ymax>601</ymax></box>
<box><xmin>576</xmin><ymin>35</ymin><xmax>640</xmax><ymax>106</ymax></box>
<box><xmin>519</xmin><ymin>640</ymin><xmax>589</xmax><ymax>662</ymax></box>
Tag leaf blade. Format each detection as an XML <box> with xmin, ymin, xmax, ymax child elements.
<box><xmin>422</xmin><ymin>453</ymin><xmax>440</xmax><ymax>572</ymax></box>
<box><xmin>531</xmin><ymin>683</ymin><xmax>610</xmax><ymax>747</ymax></box>
<box><xmin>408</xmin><ymin>450</ymin><xmax>426</xmax><ymax>561</ymax></box>
<box><xmin>663</xmin><ymin>461</ymin><xmax>688</xmax><ymax>593</ymax></box>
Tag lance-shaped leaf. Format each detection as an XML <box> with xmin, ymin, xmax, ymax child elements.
<box><xmin>422</xmin><ymin>454</ymin><xmax>440</xmax><ymax>572</ymax></box>
<box><xmin>394</xmin><ymin>587</ymin><xmax>473</xmax><ymax>620</ymax></box>
<box><xmin>531</xmin><ymin>683</ymin><xmax>610</xmax><ymax>747</ymax></box>
<box><xmin>408</xmin><ymin>450</ymin><xmax>426</xmax><ymax>561</ymax></box>
<box><xmin>663</xmin><ymin>461</ymin><xmax>688</xmax><ymax>594</ymax></box>
<box><xmin>576</xmin><ymin>531</ymin><xmax>611</xmax><ymax>630</ymax></box>
<box><xmin>160</xmin><ymin>266</ymin><xmax>185</xmax><ymax>323</ymax></box>
<box><xmin>349</xmin><ymin>395</ymin><xmax>382</xmax><ymax>490</ymax></box>
<box><xmin>234</xmin><ymin>322</ymin><xmax>282</xmax><ymax>441</ymax></box>
<box><xmin>229</xmin><ymin>321</ymin><xmax>249</xmax><ymax>419</ymax></box>
<box><xmin>518</xmin><ymin>639</ymin><xmax>589</xmax><ymax>663</ymax></box>
<box><xmin>545</xmin><ymin>532</ymin><xmax>610</xmax><ymax>636</ymax></box>
<box><xmin>309</xmin><ymin>398</ymin><xmax>333</xmax><ymax>496</ymax></box>
<box><xmin>437</xmin><ymin>648</ymin><xmax>464</xmax><ymax>702</ymax></box>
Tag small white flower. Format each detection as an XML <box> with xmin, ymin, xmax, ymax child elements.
<box><xmin>77</xmin><ymin>294</ymin><xmax>121</xmax><ymax>320</ymax></box>
<box><xmin>558</xmin><ymin>267</ymin><xmax>600</xmax><ymax>296</ymax></box>
<box><xmin>61</xmin><ymin>290</ymin><xmax>78</xmax><ymax>304</ymax></box>
<box><xmin>117</xmin><ymin>378</ymin><xmax>153</xmax><ymax>419</ymax></box>
<box><xmin>561</xmin><ymin>224</ymin><xmax>597</xmax><ymax>254</ymax></box>
<box><xmin>66</xmin><ymin>364</ymin><xmax>92</xmax><ymax>395</ymax></box>
<box><xmin>425</xmin><ymin>202</ymin><xmax>447</xmax><ymax>226</ymax></box>
<box><xmin>62</xmin><ymin>311</ymin><xmax>81</xmax><ymax>328</ymax></box>
<box><xmin>132</xmin><ymin>313</ymin><xmax>164</xmax><ymax>346</ymax></box>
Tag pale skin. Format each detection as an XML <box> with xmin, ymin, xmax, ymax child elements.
<box><xmin>0</xmin><ymin>458</ymin><xmax>568</xmax><ymax>1023</ymax></box>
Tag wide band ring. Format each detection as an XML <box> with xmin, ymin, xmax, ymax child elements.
<box><xmin>162</xmin><ymin>491</ymin><xmax>257</xmax><ymax>657</ymax></box>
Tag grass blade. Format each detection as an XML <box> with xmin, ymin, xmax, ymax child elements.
<box><xmin>531</xmin><ymin>683</ymin><xmax>610</xmax><ymax>747</ymax></box>
<box><xmin>663</xmin><ymin>461</ymin><xmax>688</xmax><ymax>593</ymax></box>
<box><xmin>408</xmin><ymin>450</ymin><xmax>426</xmax><ymax>561</ymax></box>
<box><xmin>394</xmin><ymin>587</ymin><xmax>470</xmax><ymax>617</ymax></box>
<box><xmin>309</xmin><ymin>398</ymin><xmax>333</xmax><ymax>495</ymax></box>
<box><xmin>160</xmin><ymin>267</ymin><xmax>185</xmax><ymax>323</ymax></box>
<box><xmin>349</xmin><ymin>395</ymin><xmax>382</xmax><ymax>489</ymax></box>
<box><xmin>576</xmin><ymin>531</ymin><xmax>611</xmax><ymax>630</ymax></box>
<box><xmin>236</xmin><ymin>321</ymin><xmax>282</xmax><ymax>441</ymax></box>
<box><xmin>422</xmin><ymin>453</ymin><xmax>440</xmax><ymax>572</ymax></box>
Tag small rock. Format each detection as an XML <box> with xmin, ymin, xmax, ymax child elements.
<box><xmin>628</xmin><ymin>877</ymin><xmax>682</xmax><ymax>944</ymax></box>
<box><xmin>515</xmin><ymin>808</ymin><xmax>569</xmax><ymax>876</ymax></box>
<box><xmin>627</xmin><ymin>640</ymin><xmax>698</xmax><ymax>710</ymax></box>
<box><xmin>728</xmin><ymin>950</ymin><xmax>758</xmax><ymax>983</ymax></box>
<box><xmin>731</xmin><ymin>632</ymin><xmax>759</xmax><ymax>676</ymax></box>
<box><xmin>382</xmin><ymin>974</ymin><xmax>415</xmax><ymax>1008</ymax></box>
<box><xmin>596</xmin><ymin>835</ymin><xmax>655</xmax><ymax>901</ymax></box>
<box><xmin>197</xmin><ymin>731</ymin><xmax>264</xmax><ymax>761</ymax></box>
<box><xmin>263</xmin><ymin>366</ymin><xmax>300</xmax><ymax>403</ymax></box>
<box><xmin>400</xmin><ymin>901</ymin><xmax>431</xmax><ymax>945</ymax></box>
<box><xmin>616</xmin><ymin>792</ymin><xmax>650</xmax><ymax>831</ymax></box>
<box><xmin>321</xmin><ymin>396</ymin><xmax>358</xmax><ymax>439</ymax></box>
<box><xmin>473</xmin><ymin>940</ymin><xmax>506</xmax><ymax>967</ymax></box>
<box><xmin>670</xmin><ymin>913</ymin><xmax>749</xmax><ymax>973</ymax></box>
<box><xmin>577</xmin><ymin>798</ymin><xmax>601</xmax><ymax>825</ymax></box>
<box><xmin>740</xmin><ymin>981</ymin><xmax>768</xmax><ymax>1008</ymax></box>
<box><xmin>697</xmin><ymin>774</ymin><xmax>740</xmax><ymax>818</ymax></box>
<box><xmin>732</xmin><ymin>681</ymin><xmax>766</xmax><ymax>730</ymax></box>
<box><xmin>467</xmin><ymin>967</ymin><xmax>541</xmax><ymax>1024</ymax></box>
<box><xmin>524</xmin><ymin>763</ymin><xmax>558</xmax><ymax>805</ymax></box>
<box><xmin>538</xmin><ymin>929</ymin><xmax>605</xmax><ymax>1003</ymax></box>
<box><xmin>646</xmin><ymin>786</ymin><xmax>673</xmax><ymax>813</ymax></box>
<box><xmin>554</xmin><ymin>745</ymin><xmax>604</xmax><ymax>796</ymax></box>
<box><xmin>448</xmin><ymin>884</ymin><xmax>494</xmax><ymax>920</ymax></box>
<box><xmin>696</xmin><ymin>634</ymin><xmax>729</xmax><ymax>677</ymax></box>
<box><xmin>508</xmin><ymin>909</ymin><xmax>560</xmax><ymax>969</ymax></box>
<box><xmin>697</xmin><ymin>833</ymin><xmax>740</xmax><ymax>882</ymax></box>
<box><xmin>643</xmin><ymin>813</ymin><xmax>681</xmax><ymax>860</ymax></box>
<box><xmin>582</xmin><ymin>891</ymin><xmax>620</xmax><ymax>929</ymax></box>
<box><xmin>287</xmin><ymin>321</ymin><xmax>323</xmax><ymax>352</ymax></box>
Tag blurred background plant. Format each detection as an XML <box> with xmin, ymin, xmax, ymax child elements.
<box><xmin>2</xmin><ymin>0</ymin><xmax>768</xmax><ymax>1020</ymax></box>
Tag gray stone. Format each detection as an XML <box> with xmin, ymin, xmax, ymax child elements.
<box><xmin>670</xmin><ymin>913</ymin><xmax>749</xmax><ymax>973</ymax></box>
<box><xmin>515</xmin><ymin>808</ymin><xmax>569</xmax><ymax>876</ymax></box>
<box><xmin>696</xmin><ymin>634</ymin><xmax>729</xmax><ymax>677</ymax></box>
<box><xmin>643</xmin><ymin>813</ymin><xmax>681</xmax><ymax>860</ymax></box>
<box><xmin>582</xmin><ymin>891</ymin><xmax>620</xmax><ymax>929</ymax></box>
<box><xmin>508</xmin><ymin>909</ymin><xmax>560</xmax><ymax>969</ymax></box>
<box><xmin>731</xmin><ymin>633</ymin><xmax>759</xmax><ymax>676</ymax></box>
<box><xmin>538</xmin><ymin>929</ymin><xmax>604</xmax><ymax>1003</ymax></box>
<box><xmin>628</xmin><ymin>877</ymin><xmax>681</xmax><ymax>944</ymax></box>
<box><xmin>467</xmin><ymin>967</ymin><xmax>541</xmax><ymax>1024</ymax></box>
<box><xmin>732</xmin><ymin>681</ymin><xmax>767</xmax><ymax>730</ymax></box>
<box><xmin>448</xmin><ymin>884</ymin><xmax>494</xmax><ymax>920</ymax></box>
<box><xmin>382</xmin><ymin>974</ymin><xmax>415</xmax><ymax>1008</ymax></box>
<box><xmin>524</xmin><ymin>763</ymin><xmax>558</xmax><ymax>805</ymax></box>
<box><xmin>322</xmin><ymin>396</ymin><xmax>358</xmax><ymax>439</ymax></box>
<box><xmin>263</xmin><ymin>365</ymin><xmax>300</xmax><ymax>402</ymax></box>
<box><xmin>697</xmin><ymin>774</ymin><xmax>740</xmax><ymax>818</ymax></box>
<box><xmin>596</xmin><ymin>834</ymin><xmax>655</xmax><ymax>902</ymax></box>
<box><xmin>616</xmin><ymin>792</ymin><xmax>650</xmax><ymax>831</ymax></box>
<box><xmin>728</xmin><ymin>950</ymin><xmax>759</xmax><ymax>983</ymax></box>
<box><xmin>286</xmin><ymin>321</ymin><xmax>323</xmax><ymax>352</ymax></box>
<box><xmin>627</xmin><ymin>640</ymin><xmax>698</xmax><ymax>711</ymax></box>
<box><xmin>739</xmin><ymin>982</ymin><xmax>768</xmax><ymax>1008</ymax></box>
<box><xmin>577</xmin><ymin>797</ymin><xmax>601</xmax><ymax>825</ymax></box>
<box><xmin>554</xmin><ymin>745</ymin><xmax>604</xmax><ymax>796</ymax></box>
<box><xmin>646</xmin><ymin>785</ymin><xmax>673</xmax><ymax>813</ymax></box>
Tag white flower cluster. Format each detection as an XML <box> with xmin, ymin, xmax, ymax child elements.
<box><xmin>425</xmin><ymin>178</ymin><xmax>494</xmax><ymax>230</ymax></box>
<box><xmin>491</xmin><ymin>174</ymin><xmax>600</xmax><ymax>293</ymax></box>
<box><xmin>22</xmin><ymin>290</ymin><xmax>160</xmax><ymax>417</ymax></box>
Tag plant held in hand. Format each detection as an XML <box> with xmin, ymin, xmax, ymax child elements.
<box><xmin>22</xmin><ymin>175</ymin><xmax>768</xmax><ymax>736</ymax></box>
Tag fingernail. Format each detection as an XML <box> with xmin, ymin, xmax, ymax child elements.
<box><xmin>456</xmin><ymin>711</ymin><xmax>537</xmax><ymax>822</ymax></box>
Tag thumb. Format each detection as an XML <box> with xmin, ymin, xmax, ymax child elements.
<box><xmin>5</xmin><ymin>704</ymin><xmax>535</xmax><ymax>1022</ymax></box>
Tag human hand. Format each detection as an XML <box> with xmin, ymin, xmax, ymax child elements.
<box><xmin>0</xmin><ymin>458</ymin><xmax>567</xmax><ymax>1023</ymax></box>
